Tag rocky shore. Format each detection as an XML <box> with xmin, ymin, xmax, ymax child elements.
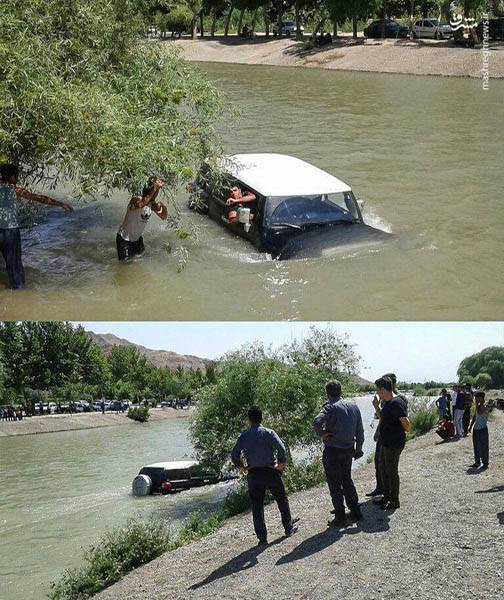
<box><xmin>173</xmin><ymin>36</ymin><xmax>504</xmax><ymax>79</ymax></box>
<box><xmin>97</xmin><ymin>410</ymin><xmax>504</xmax><ymax>600</ymax></box>
<box><xmin>0</xmin><ymin>408</ymin><xmax>191</xmax><ymax>437</ymax></box>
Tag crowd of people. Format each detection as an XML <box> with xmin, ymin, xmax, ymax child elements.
<box><xmin>230</xmin><ymin>375</ymin><xmax>494</xmax><ymax>545</ymax></box>
<box><xmin>0</xmin><ymin>405</ymin><xmax>23</xmax><ymax>421</ymax></box>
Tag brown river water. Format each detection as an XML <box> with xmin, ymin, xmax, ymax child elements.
<box><xmin>0</xmin><ymin>64</ymin><xmax>502</xmax><ymax>320</ymax></box>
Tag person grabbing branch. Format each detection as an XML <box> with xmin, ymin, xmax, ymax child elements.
<box><xmin>116</xmin><ymin>178</ymin><xmax>168</xmax><ymax>262</ymax></box>
<box><xmin>0</xmin><ymin>163</ymin><xmax>73</xmax><ymax>289</ymax></box>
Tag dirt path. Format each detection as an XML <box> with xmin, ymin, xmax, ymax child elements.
<box><xmin>0</xmin><ymin>408</ymin><xmax>191</xmax><ymax>437</ymax></box>
<box><xmin>97</xmin><ymin>410</ymin><xmax>504</xmax><ymax>600</ymax></box>
<box><xmin>173</xmin><ymin>36</ymin><xmax>504</xmax><ymax>79</ymax></box>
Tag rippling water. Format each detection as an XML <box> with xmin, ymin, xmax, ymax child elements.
<box><xmin>0</xmin><ymin>64</ymin><xmax>502</xmax><ymax>320</ymax></box>
<box><xmin>0</xmin><ymin>397</ymin><xmax>378</xmax><ymax>600</ymax></box>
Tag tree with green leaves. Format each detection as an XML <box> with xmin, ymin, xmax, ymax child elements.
<box><xmin>0</xmin><ymin>0</ymin><xmax>224</xmax><ymax>200</ymax></box>
<box><xmin>474</xmin><ymin>372</ymin><xmax>493</xmax><ymax>390</ymax></box>
<box><xmin>458</xmin><ymin>346</ymin><xmax>504</xmax><ymax>389</ymax></box>
<box><xmin>191</xmin><ymin>327</ymin><xmax>361</xmax><ymax>470</ymax></box>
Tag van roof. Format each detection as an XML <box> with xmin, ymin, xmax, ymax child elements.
<box><xmin>143</xmin><ymin>460</ymin><xmax>198</xmax><ymax>470</ymax></box>
<box><xmin>219</xmin><ymin>153</ymin><xmax>351</xmax><ymax>197</ymax></box>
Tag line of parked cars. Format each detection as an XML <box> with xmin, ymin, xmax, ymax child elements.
<box><xmin>363</xmin><ymin>16</ymin><xmax>504</xmax><ymax>41</ymax></box>
<box><xmin>33</xmin><ymin>400</ymin><xmax>130</xmax><ymax>414</ymax></box>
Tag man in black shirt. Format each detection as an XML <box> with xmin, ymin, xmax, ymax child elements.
<box><xmin>373</xmin><ymin>376</ymin><xmax>410</xmax><ymax>510</ymax></box>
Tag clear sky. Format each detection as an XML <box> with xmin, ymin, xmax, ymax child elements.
<box><xmin>78</xmin><ymin>321</ymin><xmax>503</xmax><ymax>383</ymax></box>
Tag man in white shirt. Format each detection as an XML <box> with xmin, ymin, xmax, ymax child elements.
<box><xmin>116</xmin><ymin>178</ymin><xmax>167</xmax><ymax>261</ymax></box>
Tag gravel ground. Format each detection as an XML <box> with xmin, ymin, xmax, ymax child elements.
<box><xmin>174</xmin><ymin>36</ymin><xmax>504</xmax><ymax>78</ymax></box>
<box><xmin>0</xmin><ymin>407</ymin><xmax>190</xmax><ymax>437</ymax></box>
<box><xmin>98</xmin><ymin>410</ymin><xmax>503</xmax><ymax>600</ymax></box>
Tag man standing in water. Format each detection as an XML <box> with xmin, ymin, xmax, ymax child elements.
<box><xmin>313</xmin><ymin>380</ymin><xmax>364</xmax><ymax>527</ymax></box>
<box><xmin>231</xmin><ymin>407</ymin><xmax>299</xmax><ymax>545</ymax></box>
<box><xmin>374</xmin><ymin>376</ymin><xmax>410</xmax><ymax>510</ymax></box>
<box><xmin>116</xmin><ymin>178</ymin><xmax>167</xmax><ymax>261</ymax></box>
<box><xmin>0</xmin><ymin>163</ymin><xmax>74</xmax><ymax>289</ymax></box>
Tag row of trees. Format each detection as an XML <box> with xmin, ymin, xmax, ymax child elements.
<box><xmin>0</xmin><ymin>322</ymin><xmax>213</xmax><ymax>410</ymax></box>
<box><xmin>150</xmin><ymin>0</ymin><xmax>502</xmax><ymax>40</ymax></box>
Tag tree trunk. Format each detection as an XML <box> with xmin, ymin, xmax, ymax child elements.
<box><xmin>199</xmin><ymin>12</ymin><xmax>204</xmax><ymax>37</ymax></box>
<box><xmin>224</xmin><ymin>6</ymin><xmax>234</xmax><ymax>37</ymax></box>
<box><xmin>352</xmin><ymin>15</ymin><xmax>358</xmax><ymax>39</ymax></box>
<box><xmin>295</xmin><ymin>3</ymin><xmax>303</xmax><ymax>41</ymax></box>
<box><xmin>211</xmin><ymin>12</ymin><xmax>217</xmax><ymax>36</ymax></box>
<box><xmin>264</xmin><ymin>6</ymin><xmax>270</xmax><ymax>37</ymax></box>
<box><xmin>191</xmin><ymin>18</ymin><xmax>197</xmax><ymax>39</ymax></box>
<box><xmin>237</xmin><ymin>8</ymin><xmax>245</xmax><ymax>36</ymax></box>
<box><xmin>332</xmin><ymin>20</ymin><xmax>337</xmax><ymax>38</ymax></box>
<box><xmin>311</xmin><ymin>16</ymin><xmax>327</xmax><ymax>41</ymax></box>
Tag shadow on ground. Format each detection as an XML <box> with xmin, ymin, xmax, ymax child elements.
<box><xmin>475</xmin><ymin>484</ymin><xmax>504</xmax><ymax>494</ymax></box>
<box><xmin>276</xmin><ymin>500</ymin><xmax>390</xmax><ymax>565</ymax></box>
<box><xmin>497</xmin><ymin>511</ymin><xmax>504</xmax><ymax>525</ymax></box>
<box><xmin>188</xmin><ymin>537</ymin><xmax>284</xmax><ymax>590</ymax></box>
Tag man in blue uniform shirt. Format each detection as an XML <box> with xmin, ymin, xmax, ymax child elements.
<box><xmin>314</xmin><ymin>380</ymin><xmax>365</xmax><ymax>527</ymax></box>
<box><xmin>231</xmin><ymin>407</ymin><xmax>299</xmax><ymax>545</ymax></box>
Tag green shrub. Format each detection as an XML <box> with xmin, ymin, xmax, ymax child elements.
<box><xmin>222</xmin><ymin>483</ymin><xmax>250</xmax><ymax>517</ymax></box>
<box><xmin>49</xmin><ymin>519</ymin><xmax>172</xmax><ymax>600</ymax></box>
<box><xmin>282</xmin><ymin>456</ymin><xmax>326</xmax><ymax>494</ymax></box>
<box><xmin>127</xmin><ymin>406</ymin><xmax>149</xmax><ymax>422</ymax></box>
<box><xmin>49</xmin><ymin>513</ymin><xmax>224</xmax><ymax>600</ymax></box>
<box><xmin>407</xmin><ymin>398</ymin><xmax>438</xmax><ymax>439</ymax></box>
<box><xmin>366</xmin><ymin>450</ymin><xmax>375</xmax><ymax>464</ymax></box>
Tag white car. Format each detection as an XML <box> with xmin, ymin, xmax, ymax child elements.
<box><xmin>412</xmin><ymin>18</ymin><xmax>452</xmax><ymax>40</ymax></box>
<box><xmin>272</xmin><ymin>20</ymin><xmax>304</xmax><ymax>37</ymax></box>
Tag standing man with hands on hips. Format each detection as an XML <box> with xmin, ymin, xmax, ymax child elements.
<box><xmin>231</xmin><ymin>407</ymin><xmax>299</xmax><ymax>546</ymax></box>
<box><xmin>313</xmin><ymin>380</ymin><xmax>365</xmax><ymax>527</ymax></box>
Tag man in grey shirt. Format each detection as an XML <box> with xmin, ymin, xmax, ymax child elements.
<box><xmin>231</xmin><ymin>407</ymin><xmax>298</xmax><ymax>545</ymax></box>
<box><xmin>313</xmin><ymin>380</ymin><xmax>364</xmax><ymax>526</ymax></box>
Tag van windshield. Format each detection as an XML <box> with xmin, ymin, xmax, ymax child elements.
<box><xmin>265</xmin><ymin>192</ymin><xmax>360</xmax><ymax>227</ymax></box>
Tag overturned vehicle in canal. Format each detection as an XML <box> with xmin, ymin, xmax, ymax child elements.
<box><xmin>132</xmin><ymin>460</ymin><xmax>237</xmax><ymax>495</ymax></box>
<box><xmin>189</xmin><ymin>153</ymin><xmax>390</xmax><ymax>260</ymax></box>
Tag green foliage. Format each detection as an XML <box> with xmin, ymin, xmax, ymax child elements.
<box><xmin>0</xmin><ymin>322</ymin><xmax>109</xmax><ymax>392</ymax></box>
<box><xmin>0</xmin><ymin>0</ymin><xmax>224</xmax><ymax>197</ymax></box>
<box><xmin>127</xmin><ymin>406</ymin><xmax>150</xmax><ymax>422</ymax></box>
<box><xmin>49</xmin><ymin>513</ymin><xmax>224</xmax><ymax>600</ymax></box>
<box><xmin>474</xmin><ymin>372</ymin><xmax>493</xmax><ymax>390</ymax></box>
<box><xmin>458</xmin><ymin>347</ymin><xmax>504</xmax><ymax>389</ymax></box>
<box><xmin>282</xmin><ymin>456</ymin><xmax>326</xmax><ymax>494</ymax></box>
<box><xmin>407</xmin><ymin>398</ymin><xmax>438</xmax><ymax>438</ymax></box>
<box><xmin>49</xmin><ymin>518</ymin><xmax>174</xmax><ymax>600</ymax></box>
<box><xmin>191</xmin><ymin>327</ymin><xmax>360</xmax><ymax>471</ymax></box>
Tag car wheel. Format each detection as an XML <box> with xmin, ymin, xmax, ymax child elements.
<box><xmin>435</xmin><ymin>31</ymin><xmax>440</xmax><ymax>40</ymax></box>
<box><xmin>286</xmin><ymin>30</ymin><xmax>291</xmax><ymax>37</ymax></box>
<box><xmin>412</xmin><ymin>31</ymin><xmax>417</xmax><ymax>39</ymax></box>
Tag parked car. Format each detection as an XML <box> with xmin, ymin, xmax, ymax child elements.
<box><xmin>109</xmin><ymin>400</ymin><xmax>126</xmax><ymax>412</ymax></box>
<box><xmin>364</xmin><ymin>19</ymin><xmax>409</xmax><ymax>39</ymax></box>
<box><xmin>476</xmin><ymin>17</ymin><xmax>504</xmax><ymax>41</ymax></box>
<box><xmin>411</xmin><ymin>19</ymin><xmax>452</xmax><ymax>39</ymax></box>
<box><xmin>189</xmin><ymin>153</ymin><xmax>390</xmax><ymax>260</ymax></box>
<box><xmin>272</xmin><ymin>20</ymin><xmax>304</xmax><ymax>37</ymax></box>
<box><xmin>132</xmin><ymin>461</ymin><xmax>224</xmax><ymax>495</ymax></box>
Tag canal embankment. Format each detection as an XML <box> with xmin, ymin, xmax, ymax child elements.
<box><xmin>174</xmin><ymin>36</ymin><xmax>504</xmax><ymax>78</ymax></box>
<box><xmin>0</xmin><ymin>408</ymin><xmax>191</xmax><ymax>437</ymax></box>
<box><xmin>97</xmin><ymin>409</ymin><xmax>504</xmax><ymax>600</ymax></box>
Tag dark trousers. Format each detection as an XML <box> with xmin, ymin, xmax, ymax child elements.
<box><xmin>379</xmin><ymin>446</ymin><xmax>403</xmax><ymax>505</ymax></box>
<box><xmin>463</xmin><ymin>407</ymin><xmax>471</xmax><ymax>435</ymax></box>
<box><xmin>0</xmin><ymin>228</ymin><xmax>25</xmax><ymax>289</ymax></box>
<box><xmin>116</xmin><ymin>234</ymin><xmax>145</xmax><ymax>261</ymax></box>
<box><xmin>247</xmin><ymin>468</ymin><xmax>292</xmax><ymax>542</ymax></box>
<box><xmin>473</xmin><ymin>427</ymin><xmax>489</xmax><ymax>466</ymax></box>
<box><xmin>322</xmin><ymin>446</ymin><xmax>359</xmax><ymax>515</ymax></box>
<box><xmin>374</xmin><ymin>438</ymin><xmax>383</xmax><ymax>493</ymax></box>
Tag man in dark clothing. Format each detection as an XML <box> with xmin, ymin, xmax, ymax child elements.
<box><xmin>453</xmin><ymin>385</ymin><xmax>466</xmax><ymax>438</ymax></box>
<box><xmin>231</xmin><ymin>407</ymin><xmax>298</xmax><ymax>545</ymax></box>
<box><xmin>366</xmin><ymin>372</ymin><xmax>399</xmax><ymax>498</ymax></box>
<box><xmin>313</xmin><ymin>380</ymin><xmax>365</xmax><ymax>527</ymax></box>
<box><xmin>373</xmin><ymin>376</ymin><xmax>410</xmax><ymax>510</ymax></box>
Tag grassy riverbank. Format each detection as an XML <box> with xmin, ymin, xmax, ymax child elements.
<box><xmin>173</xmin><ymin>36</ymin><xmax>504</xmax><ymax>79</ymax></box>
<box><xmin>0</xmin><ymin>408</ymin><xmax>191</xmax><ymax>437</ymax></box>
<box><xmin>95</xmin><ymin>409</ymin><xmax>504</xmax><ymax>600</ymax></box>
